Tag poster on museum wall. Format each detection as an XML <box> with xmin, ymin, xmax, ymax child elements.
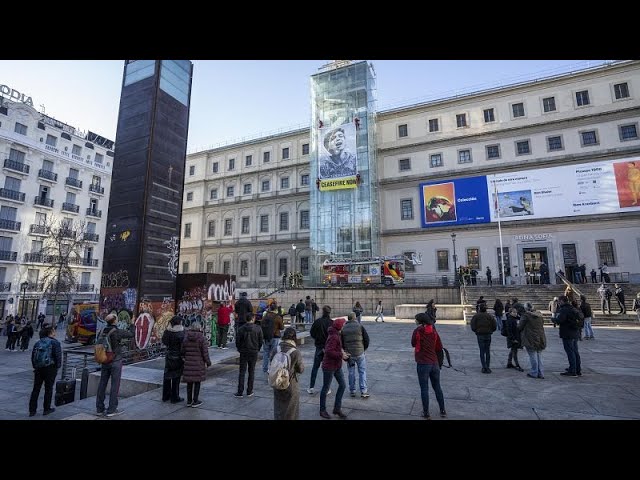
<box><xmin>419</xmin><ymin>176</ymin><xmax>491</xmax><ymax>227</ymax></box>
<box><xmin>317</xmin><ymin>122</ymin><xmax>357</xmax><ymax>190</ymax></box>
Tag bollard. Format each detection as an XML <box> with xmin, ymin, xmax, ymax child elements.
<box><xmin>80</xmin><ymin>367</ymin><xmax>89</xmax><ymax>399</ymax></box>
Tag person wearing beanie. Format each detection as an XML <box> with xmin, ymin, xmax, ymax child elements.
<box><xmin>341</xmin><ymin>312</ymin><xmax>370</xmax><ymax>398</ymax></box>
<box><xmin>319</xmin><ymin>316</ymin><xmax>348</xmax><ymax>419</ymax></box>
<box><xmin>270</xmin><ymin>327</ymin><xmax>305</xmax><ymax>420</ymax></box>
<box><xmin>308</xmin><ymin>305</ymin><xmax>333</xmax><ymax>395</ymax></box>
<box><xmin>411</xmin><ymin>313</ymin><xmax>446</xmax><ymax>419</ymax></box>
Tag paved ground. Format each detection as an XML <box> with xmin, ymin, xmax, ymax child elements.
<box><xmin>2</xmin><ymin>317</ymin><xmax>640</xmax><ymax>420</ymax></box>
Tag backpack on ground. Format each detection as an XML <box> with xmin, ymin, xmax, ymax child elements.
<box><xmin>94</xmin><ymin>329</ymin><xmax>115</xmax><ymax>365</ymax></box>
<box><xmin>32</xmin><ymin>338</ymin><xmax>54</xmax><ymax>369</ymax></box>
<box><xmin>268</xmin><ymin>345</ymin><xmax>295</xmax><ymax>390</ymax></box>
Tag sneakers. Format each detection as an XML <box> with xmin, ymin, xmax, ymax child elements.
<box><xmin>106</xmin><ymin>409</ymin><xmax>124</xmax><ymax>417</ymax></box>
<box><xmin>560</xmin><ymin>372</ymin><xmax>578</xmax><ymax>377</ymax></box>
<box><xmin>361</xmin><ymin>392</ymin><xmax>370</xmax><ymax>398</ymax></box>
<box><xmin>247</xmin><ymin>392</ymin><xmax>254</xmax><ymax>397</ymax></box>
<box><xmin>96</xmin><ymin>410</ymin><xmax>105</xmax><ymax>417</ymax></box>
<box><xmin>307</xmin><ymin>387</ymin><xmax>315</xmax><ymax>395</ymax></box>
<box><xmin>191</xmin><ymin>400</ymin><xmax>203</xmax><ymax>408</ymax></box>
<box><xmin>222</xmin><ymin>347</ymin><xmax>228</xmax><ymax>350</ymax></box>
<box><xmin>350</xmin><ymin>391</ymin><xmax>357</xmax><ymax>397</ymax></box>
<box><xmin>320</xmin><ymin>410</ymin><xmax>331</xmax><ymax>419</ymax></box>
<box><xmin>43</xmin><ymin>408</ymin><xmax>56</xmax><ymax>416</ymax></box>
<box><xmin>422</xmin><ymin>413</ymin><xmax>432</xmax><ymax>420</ymax></box>
<box><xmin>234</xmin><ymin>393</ymin><xmax>243</xmax><ymax>398</ymax></box>
<box><xmin>440</xmin><ymin>410</ymin><xmax>447</xmax><ymax>418</ymax></box>
<box><xmin>186</xmin><ymin>402</ymin><xmax>193</xmax><ymax>407</ymax></box>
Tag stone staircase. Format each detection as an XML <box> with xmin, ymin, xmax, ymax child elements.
<box><xmin>463</xmin><ymin>283</ymin><xmax>640</xmax><ymax>325</ymax></box>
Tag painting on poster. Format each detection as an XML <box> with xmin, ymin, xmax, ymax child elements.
<box><xmin>317</xmin><ymin>122</ymin><xmax>357</xmax><ymax>182</ymax></box>
<box><xmin>420</xmin><ymin>176</ymin><xmax>491</xmax><ymax>228</ymax></box>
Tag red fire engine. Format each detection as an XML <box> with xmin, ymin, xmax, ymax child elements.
<box><xmin>322</xmin><ymin>256</ymin><xmax>405</xmax><ymax>286</ymax></box>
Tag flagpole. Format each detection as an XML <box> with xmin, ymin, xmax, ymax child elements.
<box><xmin>494</xmin><ymin>175</ymin><xmax>506</xmax><ymax>286</ymax></box>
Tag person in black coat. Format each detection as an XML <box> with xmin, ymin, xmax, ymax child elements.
<box><xmin>161</xmin><ymin>316</ymin><xmax>185</xmax><ymax>403</ymax></box>
<box><xmin>307</xmin><ymin>306</ymin><xmax>333</xmax><ymax>395</ymax></box>
<box><xmin>235</xmin><ymin>312</ymin><xmax>263</xmax><ymax>397</ymax></box>
<box><xmin>505</xmin><ymin>308</ymin><xmax>524</xmax><ymax>371</ymax></box>
<box><xmin>556</xmin><ymin>295</ymin><xmax>582</xmax><ymax>376</ymax></box>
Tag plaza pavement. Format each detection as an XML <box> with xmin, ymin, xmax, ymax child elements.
<box><xmin>1</xmin><ymin>317</ymin><xmax>640</xmax><ymax>421</ymax></box>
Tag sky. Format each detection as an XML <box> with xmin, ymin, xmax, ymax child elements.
<box><xmin>0</xmin><ymin>60</ymin><xmax>612</xmax><ymax>153</ymax></box>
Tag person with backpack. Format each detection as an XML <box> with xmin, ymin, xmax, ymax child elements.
<box><xmin>319</xmin><ymin>317</ymin><xmax>348</xmax><ymax>419</ymax></box>
<box><xmin>411</xmin><ymin>313</ymin><xmax>446</xmax><ymax>420</ymax></box>
<box><xmin>261</xmin><ymin>304</ymin><xmax>284</xmax><ymax>374</ymax></box>
<box><xmin>269</xmin><ymin>327</ymin><xmax>304</xmax><ymax>420</ymax></box>
<box><xmin>234</xmin><ymin>292</ymin><xmax>253</xmax><ymax>337</ymax></box>
<box><xmin>556</xmin><ymin>295</ymin><xmax>582</xmax><ymax>377</ymax></box>
<box><xmin>28</xmin><ymin>325</ymin><xmax>62</xmax><ymax>416</ymax></box>
<box><xmin>96</xmin><ymin>313</ymin><xmax>135</xmax><ymax>417</ymax></box>
<box><xmin>353</xmin><ymin>301</ymin><xmax>364</xmax><ymax>324</ymax></box>
<box><xmin>161</xmin><ymin>316</ymin><xmax>186</xmax><ymax>404</ymax></box>
<box><xmin>288</xmin><ymin>304</ymin><xmax>297</xmax><ymax>325</ymax></box>
<box><xmin>375</xmin><ymin>300</ymin><xmax>384</xmax><ymax>322</ymax></box>
<box><xmin>470</xmin><ymin>303</ymin><xmax>497</xmax><ymax>374</ymax></box>
<box><xmin>181</xmin><ymin>321</ymin><xmax>211</xmax><ymax>408</ymax></box>
<box><xmin>234</xmin><ymin>312</ymin><xmax>263</xmax><ymax>398</ymax></box>
<box><xmin>308</xmin><ymin>305</ymin><xmax>333</xmax><ymax>395</ymax></box>
<box><xmin>341</xmin><ymin>312</ymin><xmax>370</xmax><ymax>397</ymax></box>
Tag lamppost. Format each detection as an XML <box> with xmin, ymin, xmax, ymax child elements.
<box><xmin>291</xmin><ymin>244</ymin><xmax>297</xmax><ymax>287</ymax></box>
<box><xmin>20</xmin><ymin>281</ymin><xmax>29</xmax><ymax>318</ymax></box>
<box><xmin>451</xmin><ymin>233</ymin><xmax>458</xmax><ymax>285</ymax></box>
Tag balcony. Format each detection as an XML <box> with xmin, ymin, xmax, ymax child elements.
<box><xmin>29</xmin><ymin>224</ymin><xmax>49</xmax><ymax>235</ymax></box>
<box><xmin>60</xmin><ymin>228</ymin><xmax>77</xmax><ymax>239</ymax></box>
<box><xmin>65</xmin><ymin>177</ymin><xmax>83</xmax><ymax>189</ymax></box>
<box><xmin>38</xmin><ymin>169</ymin><xmax>58</xmax><ymax>182</ymax></box>
<box><xmin>0</xmin><ymin>251</ymin><xmax>17</xmax><ymax>262</ymax></box>
<box><xmin>24</xmin><ymin>252</ymin><xmax>45</xmax><ymax>263</ymax></box>
<box><xmin>3</xmin><ymin>159</ymin><xmax>30</xmax><ymax>174</ymax></box>
<box><xmin>34</xmin><ymin>196</ymin><xmax>54</xmax><ymax>208</ymax></box>
<box><xmin>26</xmin><ymin>282</ymin><xmax>45</xmax><ymax>292</ymax></box>
<box><xmin>84</xmin><ymin>232</ymin><xmax>100</xmax><ymax>242</ymax></box>
<box><xmin>0</xmin><ymin>219</ymin><xmax>21</xmax><ymax>232</ymax></box>
<box><xmin>81</xmin><ymin>258</ymin><xmax>99</xmax><ymax>267</ymax></box>
<box><xmin>0</xmin><ymin>188</ymin><xmax>26</xmax><ymax>203</ymax></box>
<box><xmin>62</xmin><ymin>202</ymin><xmax>80</xmax><ymax>213</ymax></box>
<box><xmin>0</xmin><ymin>282</ymin><xmax>10</xmax><ymax>292</ymax></box>
<box><xmin>76</xmin><ymin>284</ymin><xmax>94</xmax><ymax>292</ymax></box>
<box><xmin>89</xmin><ymin>184</ymin><xmax>104</xmax><ymax>195</ymax></box>
<box><xmin>86</xmin><ymin>208</ymin><xmax>102</xmax><ymax>218</ymax></box>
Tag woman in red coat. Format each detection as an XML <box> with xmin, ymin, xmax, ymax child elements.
<box><xmin>181</xmin><ymin>321</ymin><xmax>211</xmax><ymax>407</ymax></box>
<box><xmin>319</xmin><ymin>317</ymin><xmax>348</xmax><ymax>419</ymax></box>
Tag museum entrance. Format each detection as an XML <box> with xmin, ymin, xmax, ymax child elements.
<box><xmin>523</xmin><ymin>248</ymin><xmax>549</xmax><ymax>284</ymax></box>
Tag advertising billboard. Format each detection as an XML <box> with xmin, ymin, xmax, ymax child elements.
<box><xmin>317</xmin><ymin>122</ymin><xmax>358</xmax><ymax>191</ymax></box>
<box><xmin>420</xmin><ymin>157</ymin><xmax>640</xmax><ymax>228</ymax></box>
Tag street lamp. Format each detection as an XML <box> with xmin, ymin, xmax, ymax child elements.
<box><xmin>291</xmin><ymin>244</ymin><xmax>297</xmax><ymax>287</ymax></box>
<box><xmin>20</xmin><ymin>281</ymin><xmax>29</xmax><ymax>318</ymax></box>
<box><xmin>450</xmin><ymin>233</ymin><xmax>458</xmax><ymax>285</ymax></box>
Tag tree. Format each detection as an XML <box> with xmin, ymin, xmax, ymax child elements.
<box><xmin>38</xmin><ymin>217</ymin><xmax>89</xmax><ymax>326</ymax></box>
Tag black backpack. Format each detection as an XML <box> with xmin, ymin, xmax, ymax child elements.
<box><xmin>261</xmin><ymin>312</ymin><xmax>275</xmax><ymax>341</ymax></box>
<box><xmin>573</xmin><ymin>307</ymin><xmax>585</xmax><ymax>329</ymax></box>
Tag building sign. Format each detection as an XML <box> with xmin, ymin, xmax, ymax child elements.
<box><xmin>513</xmin><ymin>234</ymin><xmax>552</xmax><ymax>242</ymax></box>
<box><xmin>420</xmin><ymin>156</ymin><xmax>640</xmax><ymax>228</ymax></box>
<box><xmin>86</xmin><ymin>131</ymin><xmax>115</xmax><ymax>150</ymax></box>
<box><xmin>317</xmin><ymin>122</ymin><xmax>358</xmax><ymax>191</ymax></box>
<box><xmin>0</xmin><ymin>84</ymin><xmax>33</xmax><ymax>107</ymax></box>
<box><xmin>41</xmin><ymin>114</ymin><xmax>77</xmax><ymax>135</ymax></box>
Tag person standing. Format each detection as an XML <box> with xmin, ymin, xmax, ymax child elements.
<box><xmin>470</xmin><ymin>303</ymin><xmax>497</xmax><ymax>373</ymax></box>
<box><xmin>282</xmin><ymin>272</ymin><xmax>287</xmax><ymax>290</ymax></box>
<box><xmin>549</xmin><ymin>296</ymin><xmax>559</xmax><ymax>328</ymax></box>
<box><xmin>28</xmin><ymin>325</ymin><xmax>62</xmax><ymax>416</ymax></box>
<box><xmin>614</xmin><ymin>284</ymin><xmax>626</xmax><ymax>314</ymax></box>
<box><xmin>308</xmin><ymin>306</ymin><xmax>333</xmax><ymax>395</ymax></box>
<box><xmin>505</xmin><ymin>308</ymin><xmax>524</xmax><ymax>372</ymax></box>
<box><xmin>518</xmin><ymin>303</ymin><xmax>546</xmax><ymax>379</ymax></box>
<box><xmin>295</xmin><ymin>299</ymin><xmax>305</xmax><ymax>324</ymax></box>
<box><xmin>425</xmin><ymin>299</ymin><xmax>437</xmax><ymax>325</ymax></box>
<box><xmin>270</xmin><ymin>327</ymin><xmax>304</xmax><ymax>420</ymax></box>
<box><xmin>353</xmin><ymin>301</ymin><xmax>363</xmax><ymax>324</ymax></box>
<box><xmin>311</xmin><ymin>299</ymin><xmax>319</xmax><ymax>322</ymax></box>
<box><xmin>304</xmin><ymin>296</ymin><xmax>313</xmax><ymax>324</ymax></box>
<box><xmin>288</xmin><ymin>304</ymin><xmax>297</xmax><ymax>325</ymax></box>
<box><xmin>96</xmin><ymin>313</ymin><xmax>135</xmax><ymax>416</ymax></box>
<box><xmin>36</xmin><ymin>312</ymin><xmax>45</xmax><ymax>330</ymax></box>
<box><xmin>217</xmin><ymin>301</ymin><xmax>232</xmax><ymax>349</ymax></box>
<box><xmin>341</xmin><ymin>312</ymin><xmax>370</xmax><ymax>398</ymax></box>
<box><xmin>590</xmin><ymin>268</ymin><xmax>597</xmax><ymax>283</ymax></box>
<box><xmin>493</xmin><ymin>298</ymin><xmax>504</xmax><ymax>332</ymax></box>
<box><xmin>234</xmin><ymin>292</ymin><xmax>253</xmax><ymax>337</ymax></box>
<box><xmin>601</xmin><ymin>263</ymin><xmax>611</xmax><ymax>283</ymax></box>
<box><xmin>161</xmin><ymin>316</ymin><xmax>185</xmax><ymax>404</ymax></box>
<box><xmin>556</xmin><ymin>295</ymin><xmax>582</xmax><ymax>377</ymax></box>
<box><xmin>633</xmin><ymin>293</ymin><xmax>640</xmax><ymax>323</ymax></box>
<box><xmin>261</xmin><ymin>304</ymin><xmax>283</xmax><ymax>374</ymax></box>
<box><xmin>411</xmin><ymin>313</ymin><xmax>446</xmax><ymax>419</ymax></box>
<box><xmin>181</xmin><ymin>321</ymin><xmax>211</xmax><ymax>407</ymax></box>
<box><xmin>598</xmin><ymin>283</ymin><xmax>612</xmax><ymax>315</ymax></box>
<box><xmin>580</xmin><ymin>295</ymin><xmax>595</xmax><ymax>340</ymax></box>
<box><xmin>486</xmin><ymin>266</ymin><xmax>493</xmax><ymax>286</ymax></box>
<box><xmin>319</xmin><ymin>317</ymin><xmax>348</xmax><ymax>419</ymax></box>
<box><xmin>20</xmin><ymin>320</ymin><xmax>34</xmax><ymax>352</ymax></box>
<box><xmin>374</xmin><ymin>300</ymin><xmax>384</xmax><ymax>322</ymax></box>
<box><xmin>234</xmin><ymin>312</ymin><xmax>263</xmax><ymax>398</ymax></box>
<box><xmin>475</xmin><ymin>296</ymin><xmax>487</xmax><ymax>313</ymax></box>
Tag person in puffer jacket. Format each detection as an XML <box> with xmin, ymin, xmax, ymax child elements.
<box><xmin>518</xmin><ymin>302</ymin><xmax>547</xmax><ymax>379</ymax></box>
<box><xmin>505</xmin><ymin>308</ymin><xmax>524</xmax><ymax>372</ymax></box>
<box><xmin>411</xmin><ymin>313</ymin><xmax>446</xmax><ymax>420</ymax></box>
<box><xmin>181</xmin><ymin>321</ymin><xmax>211</xmax><ymax>407</ymax></box>
<box><xmin>319</xmin><ymin>317</ymin><xmax>348</xmax><ymax>419</ymax></box>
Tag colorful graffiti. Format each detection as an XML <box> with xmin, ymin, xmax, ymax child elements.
<box><xmin>101</xmin><ymin>269</ymin><xmax>131</xmax><ymax>288</ymax></box>
<box><xmin>66</xmin><ymin>303</ymin><xmax>99</xmax><ymax>345</ymax></box>
<box><xmin>165</xmin><ymin>236</ymin><xmax>179</xmax><ymax>278</ymax></box>
<box><xmin>137</xmin><ymin>296</ymin><xmax>175</xmax><ymax>346</ymax></box>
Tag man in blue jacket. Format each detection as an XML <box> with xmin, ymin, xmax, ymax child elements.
<box><xmin>29</xmin><ymin>325</ymin><xmax>62</xmax><ymax>416</ymax></box>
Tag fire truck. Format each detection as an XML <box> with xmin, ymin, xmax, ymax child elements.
<box><xmin>322</xmin><ymin>256</ymin><xmax>406</xmax><ymax>286</ymax></box>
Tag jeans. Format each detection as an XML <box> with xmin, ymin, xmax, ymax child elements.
<box><xmin>237</xmin><ymin>351</ymin><xmax>258</xmax><ymax>395</ymax></box>
<box><xmin>96</xmin><ymin>360</ymin><xmax>123</xmax><ymax>414</ymax></box>
<box><xmin>305</xmin><ymin>311</ymin><xmax>312</xmax><ymax>323</ymax></box>
<box><xmin>583</xmin><ymin>317</ymin><xmax>594</xmax><ymax>338</ymax></box>
<box><xmin>494</xmin><ymin>314</ymin><xmax>503</xmax><ymax>332</ymax></box>
<box><xmin>525</xmin><ymin>347</ymin><xmax>544</xmax><ymax>377</ymax></box>
<box><xmin>347</xmin><ymin>353</ymin><xmax>368</xmax><ymax>394</ymax></box>
<box><xmin>375</xmin><ymin>312</ymin><xmax>384</xmax><ymax>322</ymax></box>
<box><xmin>562</xmin><ymin>337</ymin><xmax>581</xmax><ymax>374</ymax></box>
<box><xmin>574</xmin><ymin>271</ymin><xmax>582</xmax><ymax>284</ymax></box>
<box><xmin>262</xmin><ymin>337</ymin><xmax>280</xmax><ymax>373</ymax></box>
<box><xmin>600</xmin><ymin>298</ymin><xmax>611</xmax><ymax>314</ymax></box>
<box><xmin>476</xmin><ymin>333</ymin><xmax>492</xmax><ymax>370</ymax></box>
<box><xmin>29</xmin><ymin>365</ymin><xmax>58</xmax><ymax>413</ymax></box>
<box><xmin>320</xmin><ymin>367</ymin><xmax>346</xmax><ymax>412</ymax></box>
<box><xmin>309</xmin><ymin>346</ymin><xmax>324</xmax><ymax>389</ymax></box>
<box><xmin>416</xmin><ymin>363</ymin><xmax>445</xmax><ymax>415</ymax></box>
<box><xmin>217</xmin><ymin>325</ymin><xmax>229</xmax><ymax>347</ymax></box>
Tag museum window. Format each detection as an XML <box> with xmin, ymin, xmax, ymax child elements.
<box><xmin>223</xmin><ymin>261</ymin><xmax>230</xmax><ymax>274</ymax></box>
<box><xmin>184</xmin><ymin>223</ymin><xmax>191</xmax><ymax>238</ymax></box>
<box><xmin>542</xmin><ymin>96</ymin><xmax>556</xmax><ymax>113</ymax></box>
<box><xmin>399</xmin><ymin>158</ymin><xmax>411</xmax><ymax>172</ymax></box>
<box><xmin>279</xmin><ymin>258</ymin><xmax>288</xmax><ymax>276</ymax></box>
<box><xmin>186</xmin><ymin>192</ymin><xmax>193</xmax><ymax>202</ymax></box>
<box><xmin>619</xmin><ymin>123</ymin><xmax>638</xmax><ymax>141</ymax></box>
<box><xmin>614</xmin><ymin>82</ymin><xmax>630</xmax><ymax>100</ymax></box>
<box><xmin>189</xmin><ymin>165</ymin><xmax>195</xmax><ymax>176</ymax></box>
<box><xmin>245</xmin><ymin>155</ymin><xmax>252</xmax><ymax>166</ymax></box>
<box><xmin>261</xmin><ymin>180</ymin><xmax>270</xmax><ymax>192</ymax></box>
<box><xmin>301</xmin><ymin>257</ymin><xmax>309</xmax><ymax>276</ymax></box>
<box><xmin>301</xmin><ymin>174</ymin><xmax>309</xmax><ymax>186</ymax></box>
<box><xmin>279</xmin><ymin>212</ymin><xmax>289</xmax><ymax>231</ymax></box>
<box><xmin>212</xmin><ymin>162</ymin><xmax>219</xmax><ymax>173</ymax></box>
<box><xmin>511</xmin><ymin>102</ymin><xmax>525</xmax><ymax>118</ymax></box>
<box><xmin>280</xmin><ymin>177</ymin><xmax>289</xmax><ymax>189</ymax></box>
<box><xmin>398</xmin><ymin>124</ymin><xmax>408</xmax><ymax>138</ymax></box>
<box><xmin>282</xmin><ymin>147</ymin><xmax>290</xmax><ymax>160</ymax></box>
<box><xmin>302</xmin><ymin>143</ymin><xmax>309</xmax><ymax>155</ymax></box>
<box><xmin>206</xmin><ymin>262</ymin><xmax>214</xmax><ymax>273</ymax></box>
<box><xmin>547</xmin><ymin>135</ymin><xmax>563</xmax><ymax>151</ymax></box>
<box><xmin>458</xmin><ymin>150</ymin><xmax>472</xmax><ymax>164</ymax></box>
<box><xmin>240</xmin><ymin>260</ymin><xmax>248</xmax><ymax>277</ymax></box>
<box><xmin>300</xmin><ymin>210</ymin><xmax>309</xmax><ymax>229</ymax></box>
<box><xmin>14</xmin><ymin>122</ymin><xmax>27</xmax><ymax>135</ymax></box>
<box><xmin>580</xmin><ymin>130</ymin><xmax>599</xmax><ymax>147</ymax></box>
<box><xmin>210</xmin><ymin>189</ymin><xmax>218</xmax><ymax>200</ymax></box>
<box><xmin>596</xmin><ymin>241</ymin><xmax>616</xmax><ymax>266</ymax></box>
<box><xmin>263</xmin><ymin>151</ymin><xmax>271</xmax><ymax>163</ymax></box>
<box><xmin>430</xmin><ymin>153</ymin><xmax>443</xmax><ymax>168</ymax></box>
<box><xmin>259</xmin><ymin>259</ymin><xmax>268</xmax><ymax>276</ymax></box>
<box><xmin>226</xmin><ymin>186</ymin><xmax>234</xmax><ymax>197</ymax></box>
<box><xmin>241</xmin><ymin>216</ymin><xmax>250</xmax><ymax>234</ymax></box>
<box><xmin>575</xmin><ymin>90</ymin><xmax>590</xmax><ymax>107</ymax></box>
<box><xmin>428</xmin><ymin>118</ymin><xmax>439</xmax><ymax>132</ymax></box>
<box><xmin>401</xmin><ymin>199</ymin><xmax>413</xmax><ymax>220</ymax></box>
<box><xmin>224</xmin><ymin>219</ymin><xmax>232</xmax><ymax>236</ymax></box>
<box><xmin>181</xmin><ymin>262</ymin><xmax>189</xmax><ymax>274</ymax></box>
<box><xmin>486</xmin><ymin>144</ymin><xmax>500</xmax><ymax>160</ymax></box>
<box><xmin>243</xmin><ymin>183</ymin><xmax>252</xmax><ymax>194</ymax></box>
<box><xmin>207</xmin><ymin>220</ymin><xmax>215</xmax><ymax>237</ymax></box>
<box><xmin>260</xmin><ymin>215</ymin><xmax>269</xmax><ymax>233</ymax></box>
<box><xmin>456</xmin><ymin>113</ymin><xmax>467</xmax><ymax>128</ymax></box>
<box><xmin>483</xmin><ymin>108</ymin><xmax>495</xmax><ymax>123</ymax></box>
<box><xmin>466</xmin><ymin>248</ymin><xmax>480</xmax><ymax>270</ymax></box>
<box><xmin>516</xmin><ymin>140</ymin><xmax>531</xmax><ymax>155</ymax></box>
<box><xmin>437</xmin><ymin>250</ymin><xmax>449</xmax><ymax>271</ymax></box>
<box><xmin>228</xmin><ymin>158</ymin><xmax>235</xmax><ymax>171</ymax></box>
<box><xmin>403</xmin><ymin>251</ymin><xmax>416</xmax><ymax>272</ymax></box>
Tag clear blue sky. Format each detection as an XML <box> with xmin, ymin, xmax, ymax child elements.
<box><xmin>0</xmin><ymin>60</ymin><xmax>611</xmax><ymax>153</ymax></box>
